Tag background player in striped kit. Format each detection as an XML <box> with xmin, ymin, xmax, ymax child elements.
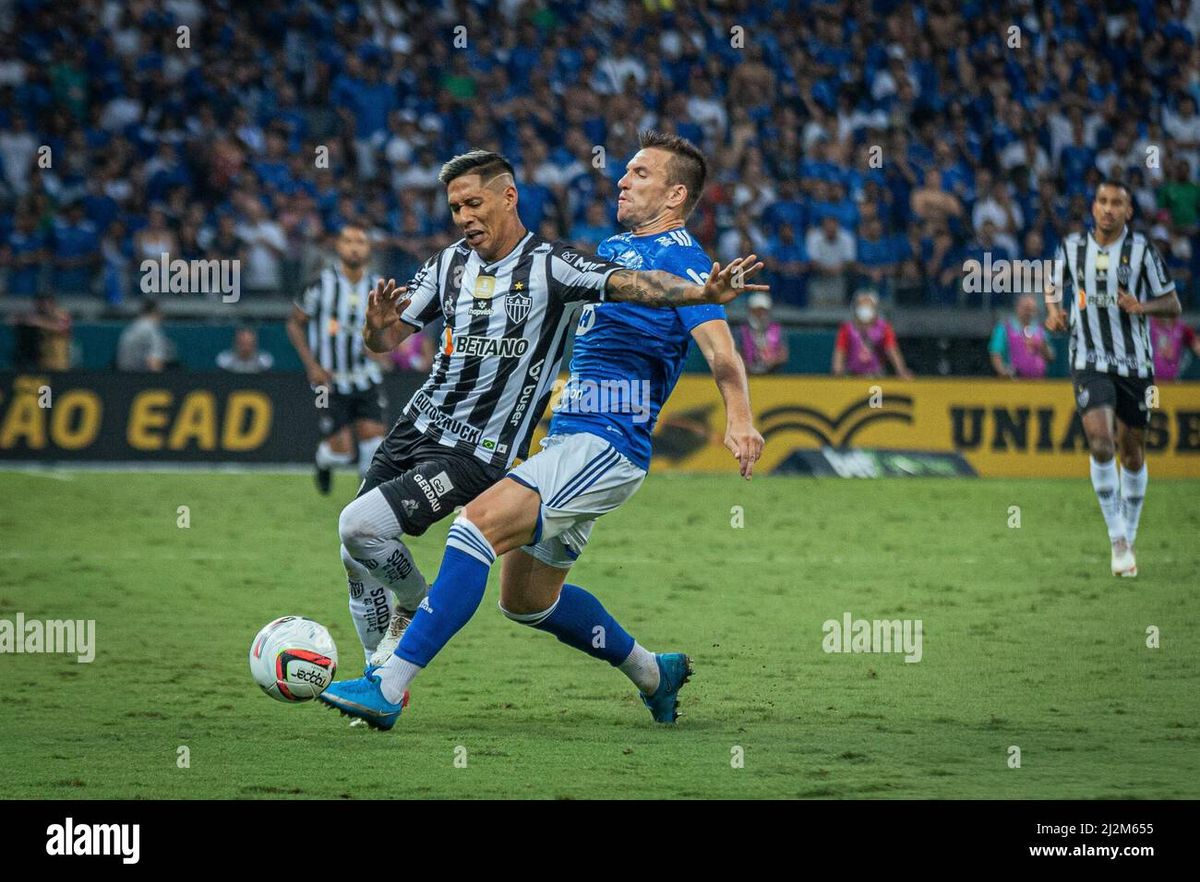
<box><xmin>286</xmin><ymin>222</ymin><xmax>387</xmax><ymax>495</ymax></box>
<box><xmin>1044</xmin><ymin>180</ymin><xmax>1180</xmax><ymax>577</ymax></box>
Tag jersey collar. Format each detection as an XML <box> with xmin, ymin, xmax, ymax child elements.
<box><xmin>477</xmin><ymin>231</ymin><xmax>533</xmax><ymax>274</ymax></box>
<box><xmin>1088</xmin><ymin>224</ymin><xmax>1128</xmax><ymax>252</ymax></box>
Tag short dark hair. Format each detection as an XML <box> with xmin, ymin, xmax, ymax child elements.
<box><xmin>638</xmin><ymin>129</ymin><xmax>708</xmax><ymax>217</ymax></box>
<box><xmin>438</xmin><ymin>150</ymin><xmax>515</xmax><ymax>187</ymax></box>
<box><xmin>1096</xmin><ymin>177</ymin><xmax>1131</xmax><ymax>198</ymax></box>
<box><xmin>338</xmin><ymin>219</ymin><xmax>370</xmax><ymax>235</ymax></box>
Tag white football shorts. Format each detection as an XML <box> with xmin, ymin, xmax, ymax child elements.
<box><xmin>506</xmin><ymin>431</ymin><xmax>646</xmax><ymax>568</ymax></box>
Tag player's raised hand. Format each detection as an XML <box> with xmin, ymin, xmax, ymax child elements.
<box><xmin>725</xmin><ymin>421</ymin><xmax>765</xmax><ymax>480</ymax></box>
<box><xmin>703</xmin><ymin>255</ymin><xmax>768</xmax><ymax>304</ymax></box>
<box><xmin>365</xmin><ymin>278</ymin><xmax>411</xmax><ymax>333</ymax></box>
<box><xmin>1044</xmin><ymin>304</ymin><xmax>1068</xmax><ymax>333</ymax></box>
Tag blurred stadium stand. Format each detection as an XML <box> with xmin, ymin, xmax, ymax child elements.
<box><xmin>1</xmin><ymin>0</ymin><xmax>1199</xmax><ymax>374</ymax></box>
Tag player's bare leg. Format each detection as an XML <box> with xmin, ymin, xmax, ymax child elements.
<box><xmin>1116</xmin><ymin>421</ymin><xmax>1147</xmax><ymax>575</ymax></box>
<box><xmin>498</xmin><ymin>549</ymin><xmax>567</xmax><ymax>615</ymax></box>
<box><xmin>353</xmin><ymin>418</ymin><xmax>386</xmax><ymax>483</ymax></box>
<box><xmin>462</xmin><ymin>478</ymin><xmax>542</xmax><ymax>554</ymax></box>
<box><xmin>317</xmin><ymin>426</ymin><xmax>353</xmax><ymax>495</ymax></box>
<box><xmin>1082</xmin><ymin>407</ymin><xmax>1135</xmax><ymax>576</ymax></box>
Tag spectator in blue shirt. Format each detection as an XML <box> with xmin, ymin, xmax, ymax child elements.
<box><xmin>855</xmin><ymin>212</ymin><xmax>906</xmax><ymax>301</ymax></box>
<box><xmin>52</xmin><ymin>201</ymin><xmax>100</xmax><ymax>295</ymax></box>
<box><xmin>569</xmin><ymin>200</ymin><xmax>611</xmax><ymax>252</ymax></box>
<box><xmin>3</xmin><ymin>211</ymin><xmax>46</xmax><ymax>297</ymax></box>
<box><xmin>1059</xmin><ymin>121</ymin><xmax>1098</xmax><ymax>184</ymax></box>
<box><xmin>765</xmin><ymin>221</ymin><xmax>808</xmax><ymax>308</ymax></box>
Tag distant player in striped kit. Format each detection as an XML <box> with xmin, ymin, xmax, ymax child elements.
<box><xmin>286</xmin><ymin>222</ymin><xmax>387</xmax><ymax>495</ymax></box>
<box><xmin>1044</xmin><ymin>180</ymin><xmax>1180</xmax><ymax>577</ymax></box>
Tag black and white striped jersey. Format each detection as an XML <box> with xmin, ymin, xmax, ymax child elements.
<box><xmin>398</xmin><ymin>232</ymin><xmax>623</xmax><ymax>469</ymax></box>
<box><xmin>1053</xmin><ymin>227</ymin><xmax>1175</xmax><ymax>378</ymax></box>
<box><xmin>295</xmin><ymin>264</ymin><xmax>383</xmax><ymax>394</ymax></box>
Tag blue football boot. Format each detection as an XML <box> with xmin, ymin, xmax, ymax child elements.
<box><xmin>319</xmin><ymin>673</ymin><xmax>409</xmax><ymax>731</ymax></box>
<box><xmin>640</xmin><ymin>653</ymin><xmax>694</xmax><ymax>723</ymax></box>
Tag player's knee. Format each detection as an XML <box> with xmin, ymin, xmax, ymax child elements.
<box><xmin>1088</xmin><ymin>437</ymin><xmax>1115</xmax><ymax>461</ymax></box>
<box><xmin>461</xmin><ymin>496</ymin><xmax>489</xmax><ymax>525</ymax></box>
<box><xmin>1121</xmin><ymin>448</ymin><xmax>1144</xmax><ymax>471</ymax></box>
<box><xmin>338</xmin><ymin>496</ymin><xmax>384</xmax><ymax>556</ymax></box>
<box><xmin>326</xmin><ymin>431</ymin><xmax>352</xmax><ymax>454</ymax></box>
<box><xmin>459</xmin><ymin>502</ymin><xmax>501</xmax><ymax>547</ymax></box>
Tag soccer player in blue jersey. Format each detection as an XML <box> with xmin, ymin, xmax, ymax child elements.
<box><xmin>320</xmin><ymin>131</ymin><xmax>765</xmax><ymax>728</ymax></box>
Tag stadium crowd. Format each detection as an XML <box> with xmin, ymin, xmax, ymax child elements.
<box><xmin>1</xmin><ymin>0</ymin><xmax>1200</xmax><ymax>317</ymax></box>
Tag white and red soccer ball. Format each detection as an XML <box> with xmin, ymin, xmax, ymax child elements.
<box><xmin>249</xmin><ymin>616</ymin><xmax>338</xmax><ymax>702</ymax></box>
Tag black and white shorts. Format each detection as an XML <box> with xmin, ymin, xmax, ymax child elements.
<box><xmin>358</xmin><ymin>415</ymin><xmax>505</xmax><ymax>536</ymax></box>
<box><xmin>316</xmin><ymin>384</ymin><xmax>386</xmax><ymax>437</ymax></box>
<box><xmin>1072</xmin><ymin>368</ymin><xmax>1153</xmax><ymax>429</ymax></box>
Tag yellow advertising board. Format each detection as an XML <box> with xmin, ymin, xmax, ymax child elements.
<box><xmin>534</xmin><ymin>376</ymin><xmax>1200</xmax><ymax>478</ymax></box>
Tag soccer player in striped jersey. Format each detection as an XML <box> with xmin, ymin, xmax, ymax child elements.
<box><xmin>287</xmin><ymin>222</ymin><xmax>387</xmax><ymax>495</ymax></box>
<box><xmin>324</xmin><ymin>150</ymin><xmax>762</xmax><ymax>693</ymax></box>
<box><xmin>1045</xmin><ymin>179</ymin><xmax>1180</xmax><ymax>576</ymax></box>
<box><xmin>320</xmin><ymin>133</ymin><xmax>767</xmax><ymax>729</ymax></box>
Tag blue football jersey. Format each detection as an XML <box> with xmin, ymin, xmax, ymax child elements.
<box><xmin>547</xmin><ymin>228</ymin><xmax>726</xmax><ymax>470</ymax></box>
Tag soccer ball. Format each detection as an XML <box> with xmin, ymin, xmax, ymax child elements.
<box><xmin>249</xmin><ymin>616</ymin><xmax>339</xmax><ymax>702</ymax></box>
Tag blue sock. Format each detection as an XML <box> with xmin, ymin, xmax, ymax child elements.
<box><xmin>532</xmin><ymin>583</ymin><xmax>635</xmax><ymax>666</ymax></box>
<box><xmin>394</xmin><ymin>517</ymin><xmax>495</xmax><ymax>667</ymax></box>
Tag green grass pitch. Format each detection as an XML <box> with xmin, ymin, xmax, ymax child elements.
<box><xmin>1</xmin><ymin>469</ymin><xmax>1197</xmax><ymax>799</ymax></box>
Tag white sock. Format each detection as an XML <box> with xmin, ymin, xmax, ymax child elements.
<box><xmin>358</xmin><ymin>436</ymin><xmax>382</xmax><ymax>478</ymax></box>
<box><xmin>341</xmin><ymin>545</ymin><xmax>394</xmax><ymax>662</ymax></box>
<box><xmin>377</xmin><ymin>652</ymin><xmax>422</xmax><ymax>703</ymax></box>
<box><xmin>317</xmin><ymin>441</ymin><xmax>353</xmax><ymax>469</ymax></box>
<box><xmin>1121</xmin><ymin>463</ymin><xmax>1147</xmax><ymax>547</ymax></box>
<box><xmin>339</xmin><ymin>490</ymin><xmax>429</xmax><ymax>610</ymax></box>
<box><xmin>618</xmin><ymin>642</ymin><xmax>660</xmax><ymax>694</ymax></box>
<box><xmin>1090</xmin><ymin>456</ymin><xmax>1126</xmax><ymax>543</ymax></box>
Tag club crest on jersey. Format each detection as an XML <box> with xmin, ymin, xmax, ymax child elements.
<box><xmin>1117</xmin><ymin>264</ymin><xmax>1131</xmax><ymax>286</ymax></box>
<box><xmin>505</xmin><ymin>290</ymin><xmax>532</xmax><ymax>323</ymax></box>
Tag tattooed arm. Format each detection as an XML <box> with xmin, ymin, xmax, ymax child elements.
<box><xmin>605</xmin><ymin>255</ymin><xmax>768</xmax><ymax>307</ymax></box>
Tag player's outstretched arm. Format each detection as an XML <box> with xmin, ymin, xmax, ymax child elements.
<box><xmin>606</xmin><ymin>255</ymin><xmax>767</xmax><ymax>307</ymax></box>
<box><xmin>285</xmin><ymin>303</ymin><xmax>331</xmax><ymax>386</ymax></box>
<box><xmin>692</xmin><ymin>318</ymin><xmax>764</xmax><ymax>479</ymax></box>
<box><xmin>363</xmin><ymin>277</ymin><xmax>416</xmax><ymax>353</ymax></box>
